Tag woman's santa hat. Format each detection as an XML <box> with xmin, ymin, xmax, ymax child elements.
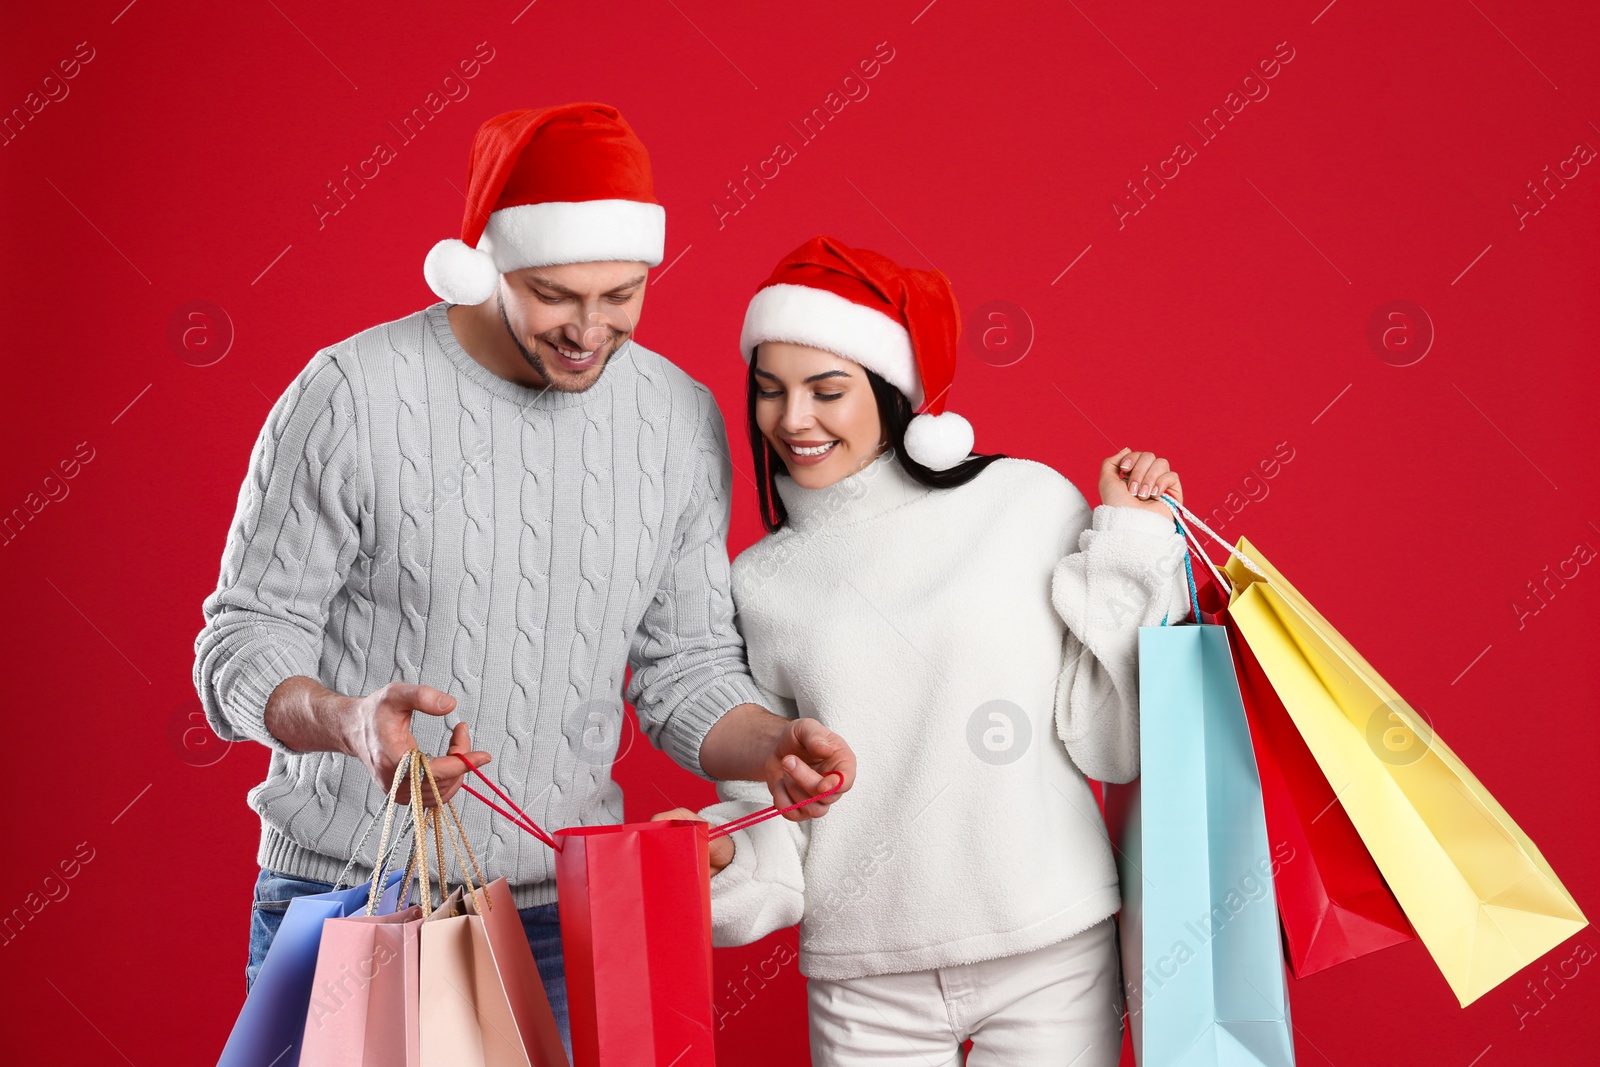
<box><xmin>423</xmin><ymin>103</ymin><xmax>665</xmax><ymax>305</ymax></box>
<box><xmin>739</xmin><ymin>235</ymin><xmax>975</xmax><ymax>471</ymax></box>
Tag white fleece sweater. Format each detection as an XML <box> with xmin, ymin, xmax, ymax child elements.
<box><xmin>698</xmin><ymin>451</ymin><xmax>1193</xmax><ymax>981</ymax></box>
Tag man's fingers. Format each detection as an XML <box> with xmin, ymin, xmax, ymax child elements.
<box><xmin>425</xmin><ymin>750</ymin><xmax>493</xmax><ymax>781</ymax></box>
<box><xmin>421</xmin><ymin>781</ymin><xmax>455</xmax><ymax>808</ymax></box>
<box><xmin>789</xmin><ymin>721</ymin><xmax>856</xmax><ymax>792</ymax></box>
<box><xmin>792</xmin><ymin>796</ymin><xmax>828</xmax><ymax>820</ymax></box>
<box><xmin>793</xmin><ymin>719</ymin><xmax>838</xmax><ymax>754</ymax></box>
<box><xmin>781</xmin><ymin>755</ymin><xmax>828</xmax><ymax>796</ymax></box>
<box><xmin>825</xmin><ymin>755</ymin><xmax>855</xmax><ymax>793</ymax></box>
<box><xmin>770</xmin><ymin>779</ymin><xmax>805</xmax><ymax>820</ymax></box>
<box><xmin>389</xmin><ymin>763</ymin><xmax>412</xmax><ymax>805</ymax></box>
<box><xmin>386</xmin><ymin>682</ymin><xmax>457</xmax><ymax>717</ymax></box>
<box><xmin>409</xmin><ymin>748</ymin><xmax>491</xmax><ymax>808</ymax></box>
<box><xmin>444</xmin><ymin>723</ymin><xmax>489</xmax><ymax>767</ymax></box>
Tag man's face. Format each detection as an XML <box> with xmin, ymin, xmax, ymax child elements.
<box><xmin>496</xmin><ymin>260</ymin><xmax>649</xmax><ymax>392</ymax></box>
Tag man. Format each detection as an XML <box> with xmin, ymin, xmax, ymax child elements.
<box><xmin>193</xmin><ymin>103</ymin><xmax>854</xmax><ymax>1055</ymax></box>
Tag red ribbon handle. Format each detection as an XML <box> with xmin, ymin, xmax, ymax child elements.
<box><xmin>456</xmin><ymin>757</ymin><xmax>846</xmax><ymax>850</ymax></box>
<box><xmin>457</xmin><ymin>754</ymin><xmax>564</xmax><ymax>853</ymax></box>
<box><xmin>706</xmin><ymin>771</ymin><xmax>846</xmax><ymax>839</ymax></box>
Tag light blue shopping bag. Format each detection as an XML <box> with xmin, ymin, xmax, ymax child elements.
<box><xmin>1104</xmin><ymin>616</ymin><xmax>1296</xmax><ymax>1064</ymax></box>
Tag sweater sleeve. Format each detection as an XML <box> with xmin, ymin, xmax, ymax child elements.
<box><xmin>696</xmin><ymin>682</ymin><xmax>809</xmax><ymax>947</ymax></box>
<box><xmin>1051</xmin><ymin>502</ymin><xmax>1192</xmax><ymax>783</ymax></box>
<box><xmin>626</xmin><ymin>385</ymin><xmax>766</xmax><ymax>782</ymax></box>
<box><xmin>192</xmin><ymin>350</ymin><xmax>363</xmax><ymax>755</ymax></box>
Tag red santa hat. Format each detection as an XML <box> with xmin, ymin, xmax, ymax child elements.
<box><xmin>423</xmin><ymin>103</ymin><xmax>665</xmax><ymax>305</ymax></box>
<box><xmin>739</xmin><ymin>235</ymin><xmax>975</xmax><ymax>471</ymax></box>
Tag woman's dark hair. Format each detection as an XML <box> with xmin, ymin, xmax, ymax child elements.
<box><xmin>747</xmin><ymin>350</ymin><xmax>1007</xmax><ymax>532</ymax></box>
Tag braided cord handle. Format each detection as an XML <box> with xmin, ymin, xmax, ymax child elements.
<box><xmin>362</xmin><ymin>752</ymin><xmax>419</xmax><ymax>917</ymax></box>
<box><xmin>1157</xmin><ymin>492</ymin><xmax>1270</xmax><ymax>582</ymax></box>
<box><xmin>415</xmin><ymin>751</ymin><xmax>491</xmax><ymax>915</ymax></box>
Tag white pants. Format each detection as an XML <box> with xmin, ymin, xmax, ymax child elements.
<box><xmin>807</xmin><ymin>916</ymin><xmax>1124</xmax><ymax>1066</ymax></box>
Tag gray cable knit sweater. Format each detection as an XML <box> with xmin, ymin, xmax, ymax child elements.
<box><xmin>193</xmin><ymin>301</ymin><xmax>765</xmax><ymax>908</ymax></box>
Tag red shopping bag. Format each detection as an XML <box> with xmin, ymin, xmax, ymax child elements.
<box><xmin>459</xmin><ymin>758</ymin><xmax>842</xmax><ymax>1067</ymax></box>
<box><xmin>1183</xmin><ymin>510</ymin><xmax>1414</xmax><ymax>977</ymax></box>
<box><xmin>555</xmin><ymin>820</ymin><xmax>716</xmax><ymax>1066</ymax></box>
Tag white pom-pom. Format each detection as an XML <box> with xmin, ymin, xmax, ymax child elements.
<box><xmin>904</xmin><ymin>411</ymin><xmax>975</xmax><ymax>471</ymax></box>
<box><xmin>423</xmin><ymin>238</ymin><xmax>500</xmax><ymax>305</ymax></box>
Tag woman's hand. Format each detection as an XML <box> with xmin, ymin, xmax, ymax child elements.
<box><xmin>1099</xmin><ymin>447</ymin><xmax>1183</xmax><ymax>521</ymax></box>
<box><xmin>651</xmin><ymin>808</ymin><xmax>736</xmax><ymax>876</ymax></box>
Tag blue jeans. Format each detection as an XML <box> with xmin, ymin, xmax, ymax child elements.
<box><xmin>247</xmin><ymin>867</ymin><xmax>572</xmax><ymax>1062</ymax></box>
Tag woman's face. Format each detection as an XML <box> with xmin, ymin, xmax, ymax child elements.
<box><xmin>754</xmin><ymin>341</ymin><xmax>885</xmax><ymax>490</ymax></box>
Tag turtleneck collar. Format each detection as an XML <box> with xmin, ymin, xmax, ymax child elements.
<box><xmin>773</xmin><ymin>448</ymin><xmax>931</xmax><ymax>532</ymax></box>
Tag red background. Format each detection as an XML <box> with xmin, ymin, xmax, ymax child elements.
<box><xmin>3</xmin><ymin>0</ymin><xmax>1597</xmax><ymax>1064</ymax></box>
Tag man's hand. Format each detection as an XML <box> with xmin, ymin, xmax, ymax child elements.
<box><xmin>264</xmin><ymin>677</ymin><xmax>492</xmax><ymax>807</ymax></box>
<box><xmin>764</xmin><ymin>718</ymin><xmax>854</xmax><ymax>821</ymax></box>
<box><xmin>698</xmin><ymin>704</ymin><xmax>857</xmax><ymax>822</ymax></box>
<box><xmin>651</xmin><ymin>808</ymin><xmax>735</xmax><ymax>876</ymax></box>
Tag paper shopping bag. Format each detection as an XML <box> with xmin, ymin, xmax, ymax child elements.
<box><xmin>299</xmin><ymin>904</ymin><xmax>424</xmax><ymax>1066</ymax></box>
<box><xmin>1104</xmin><ymin>624</ymin><xmax>1295</xmax><ymax>1067</ymax></box>
<box><xmin>1221</xmin><ymin>536</ymin><xmax>1587</xmax><ymax>1006</ymax></box>
<box><xmin>453</xmin><ymin>754</ymin><xmax>843</xmax><ymax>1067</ymax></box>
<box><xmin>217</xmin><ymin>868</ymin><xmax>405</xmax><ymax>1067</ymax></box>
<box><xmin>1192</xmin><ymin>572</ymin><xmax>1414</xmax><ymax>978</ymax></box>
<box><xmin>419</xmin><ymin>876</ymin><xmax>569</xmax><ymax>1067</ymax></box>
<box><xmin>555</xmin><ymin>820</ymin><xmax>716</xmax><ymax>1067</ymax></box>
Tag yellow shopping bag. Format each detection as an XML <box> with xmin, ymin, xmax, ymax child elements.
<box><xmin>1206</xmin><ymin>530</ymin><xmax>1586</xmax><ymax>1006</ymax></box>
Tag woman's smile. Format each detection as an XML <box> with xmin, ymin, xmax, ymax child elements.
<box><xmin>782</xmin><ymin>438</ymin><xmax>840</xmax><ymax>464</ymax></box>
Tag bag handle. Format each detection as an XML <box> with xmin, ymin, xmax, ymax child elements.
<box><xmin>416</xmin><ymin>751</ymin><xmax>492</xmax><ymax>914</ymax></box>
<box><xmin>392</xmin><ymin>749</ymin><xmax>494</xmax><ymax>915</ymax></box>
<box><xmin>706</xmin><ymin>772</ymin><xmax>846</xmax><ymax>839</ymax></box>
<box><xmin>394</xmin><ymin>753</ymin><xmax>443</xmax><ymax>915</ymax></box>
<box><xmin>1144</xmin><ymin>507</ymin><xmax>1199</xmax><ymax>628</ymax></box>
<box><xmin>334</xmin><ymin>750</ymin><xmax>417</xmax><ymax>894</ymax></box>
<box><xmin>457</xmin><ymin>754</ymin><xmax>846</xmax><ymax>847</ymax></box>
<box><xmin>360</xmin><ymin>752</ymin><xmax>423</xmax><ymax>917</ymax></box>
<box><xmin>1157</xmin><ymin>492</ymin><xmax>1270</xmax><ymax>582</ymax></box>
<box><xmin>1160</xmin><ymin>494</ymin><xmax>1232</xmax><ymax>597</ymax></box>
<box><xmin>458</xmin><ymin>755</ymin><xmax>564</xmax><ymax>853</ymax></box>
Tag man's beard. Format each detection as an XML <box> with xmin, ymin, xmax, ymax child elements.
<box><xmin>497</xmin><ymin>289</ymin><xmax>628</xmax><ymax>392</ymax></box>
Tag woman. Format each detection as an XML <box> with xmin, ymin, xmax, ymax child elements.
<box><xmin>653</xmin><ymin>235</ymin><xmax>1192</xmax><ymax>1066</ymax></box>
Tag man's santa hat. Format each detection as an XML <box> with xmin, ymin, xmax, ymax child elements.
<box><xmin>739</xmin><ymin>235</ymin><xmax>975</xmax><ymax>471</ymax></box>
<box><xmin>423</xmin><ymin>103</ymin><xmax>665</xmax><ymax>305</ymax></box>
